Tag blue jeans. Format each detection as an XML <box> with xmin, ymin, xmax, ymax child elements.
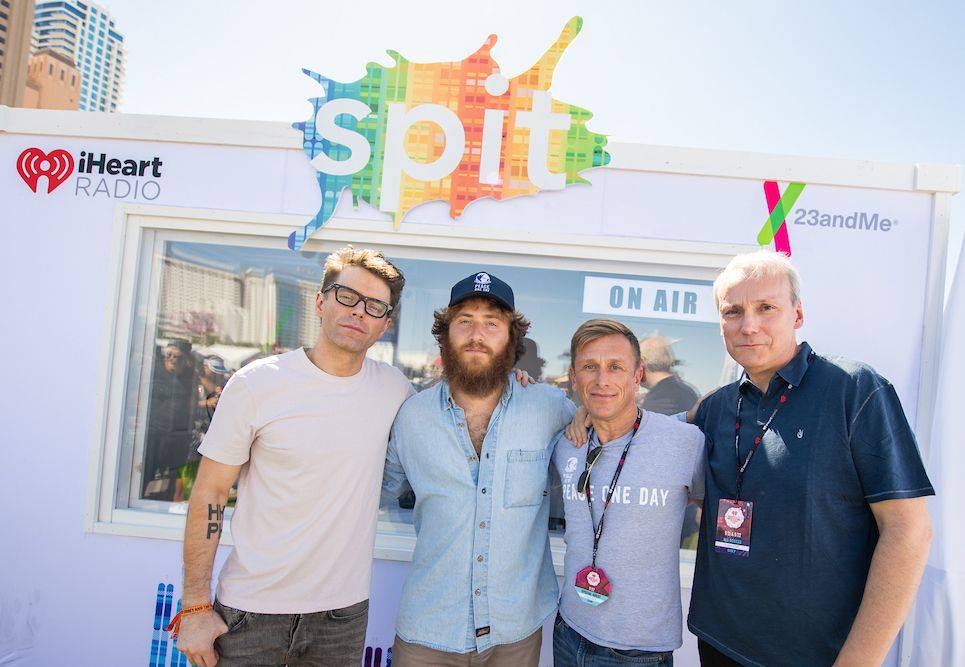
<box><xmin>553</xmin><ymin>614</ymin><xmax>674</xmax><ymax>667</ymax></box>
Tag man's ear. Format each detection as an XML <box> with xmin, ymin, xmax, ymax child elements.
<box><xmin>635</xmin><ymin>363</ymin><xmax>645</xmax><ymax>387</ymax></box>
<box><xmin>377</xmin><ymin>315</ymin><xmax>393</xmax><ymax>339</ymax></box>
<box><xmin>793</xmin><ymin>300</ymin><xmax>804</xmax><ymax>330</ymax></box>
<box><xmin>315</xmin><ymin>291</ymin><xmax>324</xmax><ymax>318</ymax></box>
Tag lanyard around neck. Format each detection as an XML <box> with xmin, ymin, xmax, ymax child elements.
<box><xmin>733</xmin><ymin>351</ymin><xmax>814</xmax><ymax>500</ymax></box>
<box><xmin>733</xmin><ymin>381</ymin><xmax>793</xmax><ymax>501</ymax></box>
<box><xmin>585</xmin><ymin>409</ymin><xmax>643</xmax><ymax>567</ymax></box>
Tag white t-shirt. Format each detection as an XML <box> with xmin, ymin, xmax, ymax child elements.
<box><xmin>198</xmin><ymin>348</ymin><xmax>414</xmax><ymax>614</ymax></box>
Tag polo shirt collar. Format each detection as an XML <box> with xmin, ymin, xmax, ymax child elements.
<box><xmin>738</xmin><ymin>341</ymin><xmax>813</xmax><ymax>395</ymax></box>
<box><xmin>777</xmin><ymin>341</ymin><xmax>813</xmax><ymax>387</ymax></box>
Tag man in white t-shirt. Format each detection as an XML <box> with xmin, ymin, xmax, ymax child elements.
<box><xmin>171</xmin><ymin>247</ymin><xmax>414</xmax><ymax>667</ymax></box>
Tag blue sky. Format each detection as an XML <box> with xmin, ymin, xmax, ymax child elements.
<box><xmin>107</xmin><ymin>0</ymin><xmax>965</xmax><ymax>288</ymax></box>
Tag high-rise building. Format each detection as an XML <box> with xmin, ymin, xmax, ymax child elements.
<box><xmin>23</xmin><ymin>48</ymin><xmax>80</xmax><ymax>109</ymax></box>
<box><xmin>32</xmin><ymin>0</ymin><xmax>125</xmax><ymax>112</ymax></box>
<box><xmin>156</xmin><ymin>254</ymin><xmax>324</xmax><ymax>351</ymax></box>
<box><xmin>0</xmin><ymin>0</ymin><xmax>36</xmax><ymax>107</ymax></box>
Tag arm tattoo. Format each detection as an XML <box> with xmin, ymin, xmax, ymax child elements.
<box><xmin>206</xmin><ymin>504</ymin><xmax>225</xmax><ymax>539</ymax></box>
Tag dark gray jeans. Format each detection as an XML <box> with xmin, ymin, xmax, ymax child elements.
<box><xmin>213</xmin><ymin>598</ymin><xmax>369</xmax><ymax>666</ymax></box>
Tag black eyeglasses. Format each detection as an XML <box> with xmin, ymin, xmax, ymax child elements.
<box><xmin>322</xmin><ymin>283</ymin><xmax>394</xmax><ymax>319</ymax></box>
<box><xmin>577</xmin><ymin>446</ymin><xmax>604</xmax><ymax>495</ymax></box>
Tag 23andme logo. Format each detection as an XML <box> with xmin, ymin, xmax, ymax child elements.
<box><xmin>16</xmin><ymin>146</ymin><xmax>165</xmax><ymax>200</ymax></box>
<box><xmin>757</xmin><ymin>180</ymin><xmax>806</xmax><ymax>256</ymax></box>
<box><xmin>290</xmin><ymin>16</ymin><xmax>610</xmax><ymax>250</ymax></box>
<box><xmin>755</xmin><ymin>179</ymin><xmax>897</xmax><ymax>255</ymax></box>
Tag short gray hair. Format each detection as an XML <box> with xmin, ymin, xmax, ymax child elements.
<box><xmin>713</xmin><ymin>250</ymin><xmax>802</xmax><ymax>307</ymax></box>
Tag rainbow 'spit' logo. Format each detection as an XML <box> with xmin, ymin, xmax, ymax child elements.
<box><xmin>290</xmin><ymin>16</ymin><xmax>610</xmax><ymax>250</ymax></box>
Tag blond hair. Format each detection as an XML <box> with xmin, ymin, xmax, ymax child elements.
<box><xmin>713</xmin><ymin>250</ymin><xmax>802</xmax><ymax>307</ymax></box>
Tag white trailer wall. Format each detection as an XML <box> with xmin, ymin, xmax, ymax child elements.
<box><xmin>0</xmin><ymin>108</ymin><xmax>957</xmax><ymax>666</ymax></box>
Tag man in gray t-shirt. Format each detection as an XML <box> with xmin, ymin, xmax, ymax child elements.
<box><xmin>552</xmin><ymin>319</ymin><xmax>704</xmax><ymax>665</ymax></box>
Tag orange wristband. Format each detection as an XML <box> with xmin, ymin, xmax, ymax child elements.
<box><xmin>165</xmin><ymin>602</ymin><xmax>213</xmax><ymax>639</ymax></box>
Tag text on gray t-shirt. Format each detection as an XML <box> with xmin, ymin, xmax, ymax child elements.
<box><xmin>552</xmin><ymin>411</ymin><xmax>705</xmax><ymax>651</ymax></box>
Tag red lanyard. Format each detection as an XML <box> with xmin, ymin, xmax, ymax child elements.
<box><xmin>733</xmin><ymin>384</ymin><xmax>794</xmax><ymax>501</ymax></box>
<box><xmin>586</xmin><ymin>409</ymin><xmax>643</xmax><ymax>568</ymax></box>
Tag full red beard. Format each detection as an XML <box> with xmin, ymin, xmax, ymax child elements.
<box><xmin>440</xmin><ymin>335</ymin><xmax>515</xmax><ymax>397</ymax></box>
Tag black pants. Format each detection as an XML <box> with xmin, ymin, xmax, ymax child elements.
<box><xmin>698</xmin><ymin>640</ymin><xmax>745</xmax><ymax>667</ymax></box>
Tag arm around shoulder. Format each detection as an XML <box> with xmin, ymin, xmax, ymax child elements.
<box><xmin>381</xmin><ymin>409</ymin><xmax>410</xmax><ymax>505</ymax></box>
<box><xmin>687</xmin><ymin>422</ymin><xmax>707</xmax><ymax>504</ymax></box>
<box><xmin>687</xmin><ymin>387</ymin><xmax>719</xmax><ymax>428</ymax></box>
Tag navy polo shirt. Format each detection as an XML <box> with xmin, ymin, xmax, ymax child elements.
<box><xmin>688</xmin><ymin>342</ymin><xmax>934</xmax><ymax>666</ymax></box>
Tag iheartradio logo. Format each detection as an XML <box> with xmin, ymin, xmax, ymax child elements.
<box><xmin>16</xmin><ymin>146</ymin><xmax>166</xmax><ymax>201</ymax></box>
<box><xmin>17</xmin><ymin>147</ymin><xmax>75</xmax><ymax>193</ymax></box>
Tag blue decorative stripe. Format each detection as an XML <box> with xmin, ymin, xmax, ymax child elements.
<box><xmin>149</xmin><ymin>582</ymin><xmax>188</xmax><ymax>666</ymax></box>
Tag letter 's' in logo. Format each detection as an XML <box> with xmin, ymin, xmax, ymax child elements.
<box><xmin>289</xmin><ymin>16</ymin><xmax>610</xmax><ymax>250</ymax></box>
<box><xmin>17</xmin><ymin>147</ymin><xmax>75</xmax><ymax>193</ymax></box>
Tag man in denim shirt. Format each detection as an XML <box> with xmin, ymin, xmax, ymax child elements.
<box><xmin>384</xmin><ymin>271</ymin><xmax>574</xmax><ymax>666</ymax></box>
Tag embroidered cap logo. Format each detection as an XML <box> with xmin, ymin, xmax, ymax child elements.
<box><xmin>474</xmin><ymin>272</ymin><xmax>492</xmax><ymax>292</ymax></box>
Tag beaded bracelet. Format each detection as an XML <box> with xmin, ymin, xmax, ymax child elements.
<box><xmin>165</xmin><ymin>603</ymin><xmax>213</xmax><ymax>639</ymax></box>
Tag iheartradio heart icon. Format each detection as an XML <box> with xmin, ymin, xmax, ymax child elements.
<box><xmin>17</xmin><ymin>147</ymin><xmax>75</xmax><ymax>193</ymax></box>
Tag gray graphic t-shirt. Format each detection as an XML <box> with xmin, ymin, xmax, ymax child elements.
<box><xmin>552</xmin><ymin>411</ymin><xmax>705</xmax><ymax>651</ymax></box>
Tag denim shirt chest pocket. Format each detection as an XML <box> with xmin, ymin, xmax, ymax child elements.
<box><xmin>503</xmin><ymin>448</ymin><xmax>550</xmax><ymax>508</ymax></box>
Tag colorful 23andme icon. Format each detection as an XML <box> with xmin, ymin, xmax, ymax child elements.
<box><xmin>289</xmin><ymin>16</ymin><xmax>610</xmax><ymax>250</ymax></box>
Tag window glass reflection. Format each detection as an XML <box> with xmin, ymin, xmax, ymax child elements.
<box><xmin>129</xmin><ymin>239</ymin><xmax>726</xmax><ymax>551</ymax></box>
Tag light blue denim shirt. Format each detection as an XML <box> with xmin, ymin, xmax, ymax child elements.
<box><xmin>383</xmin><ymin>374</ymin><xmax>574</xmax><ymax>653</ymax></box>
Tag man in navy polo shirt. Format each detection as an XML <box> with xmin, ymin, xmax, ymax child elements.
<box><xmin>689</xmin><ymin>250</ymin><xmax>934</xmax><ymax>666</ymax></box>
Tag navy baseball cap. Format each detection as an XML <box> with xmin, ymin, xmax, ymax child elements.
<box><xmin>448</xmin><ymin>271</ymin><xmax>515</xmax><ymax>311</ymax></box>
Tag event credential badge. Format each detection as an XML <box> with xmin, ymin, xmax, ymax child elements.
<box><xmin>575</xmin><ymin>565</ymin><xmax>611</xmax><ymax>605</ymax></box>
<box><xmin>714</xmin><ymin>499</ymin><xmax>753</xmax><ymax>557</ymax></box>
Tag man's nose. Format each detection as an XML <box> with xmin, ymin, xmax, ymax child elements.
<box><xmin>739</xmin><ymin>311</ymin><xmax>760</xmax><ymax>334</ymax></box>
<box><xmin>349</xmin><ymin>300</ymin><xmax>367</xmax><ymax>318</ymax></box>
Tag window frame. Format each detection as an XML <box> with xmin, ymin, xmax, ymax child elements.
<box><xmin>86</xmin><ymin>202</ymin><xmax>754</xmax><ymax>583</ymax></box>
